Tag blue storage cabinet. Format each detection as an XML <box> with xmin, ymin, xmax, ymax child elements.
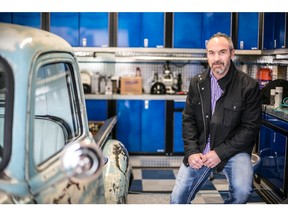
<box><xmin>173</xmin><ymin>12</ymin><xmax>231</xmax><ymax>49</ymax></box>
<box><xmin>173</xmin><ymin>13</ymin><xmax>202</xmax><ymax>48</ymax></box>
<box><xmin>256</xmin><ymin>113</ymin><xmax>288</xmax><ymax>200</ymax></box>
<box><xmin>0</xmin><ymin>12</ymin><xmax>12</xmax><ymax>23</ymax></box>
<box><xmin>173</xmin><ymin>101</ymin><xmax>185</xmax><ymax>153</ymax></box>
<box><xmin>0</xmin><ymin>12</ymin><xmax>40</xmax><ymax>28</ymax></box>
<box><xmin>116</xmin><ymin>100</ymin><xmax>142</xmax><ymax>152</ymax></box>
<box><xmin>274</xmin><ymin>13</ymin><xmax>286</xmax><ymax>49</ymax></box>
<box><xmin>118</xmin><ymin>12</ymin><xmax>164</xmax><ymax>47</ymax></box>
<box><xmin>263</xmin><ymin>13</ymin><xmax>275</xmax><ymax>50</ymax></box>
<box><xmin>116</xmin><ymin>99</ymin><xmax>166</xmax><ymax>153</ymax></box>
<box><xmin>141</xmin><ymin>100</ymin><xmax>166</xmax><ymax>152</ymax></box>
<box><xmin>50</xmin><ymin>12</ymin><xmax>79</xmax><ymax>47</ymax></box>
<box><xmin>263</xmin><ymin>12</ymin><xmax>286</xmax><ymax>49</ymax></box>
<box><xmin>12</xmin><ymin>13</ymin><xmax>41</xmax><ymax>29</ymax></box>
<box><xmin>85</xmin><ymin>99</ymin><xmax>108</xmax><ymax>121</ymax></box>
<box><xmin>79</xmin><ymin>13</ymin><xmax>109</xmax><ymax>47</ymax></box>
<box><xmin>238</xmin><ymin>12</ymin><xmax>259</xmax><ymax>50</ymax></box>
<box><xmin>202</xmin><ymin>12</ymin><xmax>231</xmax><ymax>44</ymax></box>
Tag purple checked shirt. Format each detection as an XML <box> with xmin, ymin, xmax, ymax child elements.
<box><xmin>202</xmin><ymin>71</ymin><xmax>223</xmax><ymax>154</ymax></box>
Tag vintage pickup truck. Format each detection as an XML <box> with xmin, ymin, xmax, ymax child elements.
<box><xmin>0</xmin><ymin>22</ymin><xmax>132</xmax><ymax>204</ymax></box>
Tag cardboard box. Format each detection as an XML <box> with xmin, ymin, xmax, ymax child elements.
<box><xmin>120</xmin><ymin>76</ymin><xmax>143</xmax><ymax>95</ymax></box>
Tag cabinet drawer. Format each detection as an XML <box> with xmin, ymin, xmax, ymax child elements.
<box><xmin>266</xmin><ymin>114</ymin><xmax>288</xmax><ymax>131</ymax></box>
<box><xmin>174</xmin><ymin>101</ymin><xmax>185</xmax><ymax>109</ymax></box>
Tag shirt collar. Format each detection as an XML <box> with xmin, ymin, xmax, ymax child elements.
<box><xmin>209</xmin><ymin>70</ymin><xmax>218</xmax><ymax>82</ymax></box>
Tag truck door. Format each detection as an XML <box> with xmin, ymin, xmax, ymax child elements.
<box><xmin>27</xmin><ymin>54</ymin><xmax>105</xmax><ymax>204</ymax></box>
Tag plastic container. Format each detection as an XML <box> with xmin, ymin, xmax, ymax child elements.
<box><xmin>111</xmin><ymin>76</ymin><xmax>119</xmax><ymax>94</ymax></box>
<box><xmin>257</xmin><ymin>68</ymin><xmax>272</xmax><ymax>89</ymax></box>
<box><xmin>136</xmin><ymin>67</ymin><xmax>141</xmax><ymax>77</ymax></box>
<box><xmin>274</xmin><ymin>86</ymin><xmax>283</xmax><ymax>108</ymax></box>
<box><xmin>91</xmin><ymin>72</ymin><xmax>100</xmax><ymax>94</ymax></box>
<box><xmin>270</xmin><ymin>89</ymin><xmax>275</xmax><ymax>105</ymax></box>
<box><xmin>105</xmin><ymin>77</ymin><xmax>113</xmax><ymax>95</ymax></box>
<box><xmin>100</xmin><ymin>77</ymin><xmax>106</xmax><ymax>94</ymax></box>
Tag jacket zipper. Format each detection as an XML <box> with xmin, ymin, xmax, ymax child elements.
<box><xmin>197</xmin><ymin>82</ymin><xmax>207</xmax><ymax>149</ymax></box>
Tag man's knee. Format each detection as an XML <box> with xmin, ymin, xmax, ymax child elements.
<box><xmin>233</xmin><ymin>183</ymin><xmax>253</xmax><ymax>203</ymax></box>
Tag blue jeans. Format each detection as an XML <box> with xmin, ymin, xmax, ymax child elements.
<box><xmin>170</xmin><ymin>152</ymin><xmax>253</xmax><ymax>204</ymax></box>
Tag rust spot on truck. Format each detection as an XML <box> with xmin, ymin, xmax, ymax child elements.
<box><xmin>112</xmin><ymin>142</ymin><xmax>129</xmax><ymax>175</ymax></box>
<box><xmin>52</xmin><ymin>182</ymin><xmax>83</xmax><ymax>204</ymax></box>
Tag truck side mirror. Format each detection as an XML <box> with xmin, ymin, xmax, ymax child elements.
<box><xmin>61</xmin><ymin>142</ymin><xmax>103</xmax><ymax>182</ymax></box>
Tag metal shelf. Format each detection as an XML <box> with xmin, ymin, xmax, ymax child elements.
<box><xmin>74</xmin><ymin>47</ymin><xmax>264</xmax><ymax>57</ymax></box>
<box><xmin>73</xmin><ymin>47</ymin><xmax>268</xmax><ymax>63</ymax></box>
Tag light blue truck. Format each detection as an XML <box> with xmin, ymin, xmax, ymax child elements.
<box><xmin>0</xmin><ymin>23</ymin><xmax>132</xmax><ymax>204</ymax></box>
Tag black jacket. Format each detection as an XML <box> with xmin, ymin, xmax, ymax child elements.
<box><xmin>182</xmin><ymin>61</ymin><xmax>262</xmax><ymax>172</ymax></box>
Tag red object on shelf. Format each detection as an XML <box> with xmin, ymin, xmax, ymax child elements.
<box><xmin>257</xmin><ymin>68</ymin><xmax>272</xmax><ymax>89</ymax></box>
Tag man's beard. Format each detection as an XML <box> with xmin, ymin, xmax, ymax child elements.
<box><xmin>212</xmin><ymin>61</ymin><xmax>225</xmax><ymax>75</ymax></box>
<box><xmin>214</xmin><ymin>67</ymin><xmax>225</xmax><ymax>75</ymax></box>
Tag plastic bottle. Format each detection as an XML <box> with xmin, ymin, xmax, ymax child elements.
<box><xmin>100</xmin><ymin>77</ymin><xmax>106</xmax><ymax>94</ymax></box>
<box><xmin>111</xmin><ymin>76</ymin><xmax>119</xmax><ymax>94</ymax></box>
<box><xmin>153</xmin><ymin>72</ymin><xmax>158</xmax><ymax>83</ymax></box>
<box><xmin>91</xmin><ymin>72</ymin><xmax>100</xmax><ymax>94</ymax></box>
<box><xmin>274</xmin><ymin>87</ymin><xmax>283</xmax><ymax>108</ymax></box>
<box><xmin>136</xmin><ymin>67</ymin><xmax>141</xmax><ymax>77</ymax></box>
<box><xmin>241</xmin><ymin>63</ymin><xmax>248</xmax><ymax>73</ymax></box>
<box><xmin>177</xmin><ymin>73</ymin><xmax>183</xmax><ymax>92</ymax></box>
<box><xmin>105</xmin><ymin>77</ymin><xmax>112</xmax><ymax>95</ymax></box>
<box><xmin>270</xmin><ymin>89</ymin><xmax>275</xmax><ymax>106</ymax></box>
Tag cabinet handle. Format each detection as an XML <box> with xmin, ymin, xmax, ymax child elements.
<box><xmin>144</xmin><ymin>100</ymin><xmax>149</xmax><ymax>109</ymax></box>
<box><xmin>273</xmin><ymin>132</ymin><xmax>276</xmax><ymax>143</ymax></box>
